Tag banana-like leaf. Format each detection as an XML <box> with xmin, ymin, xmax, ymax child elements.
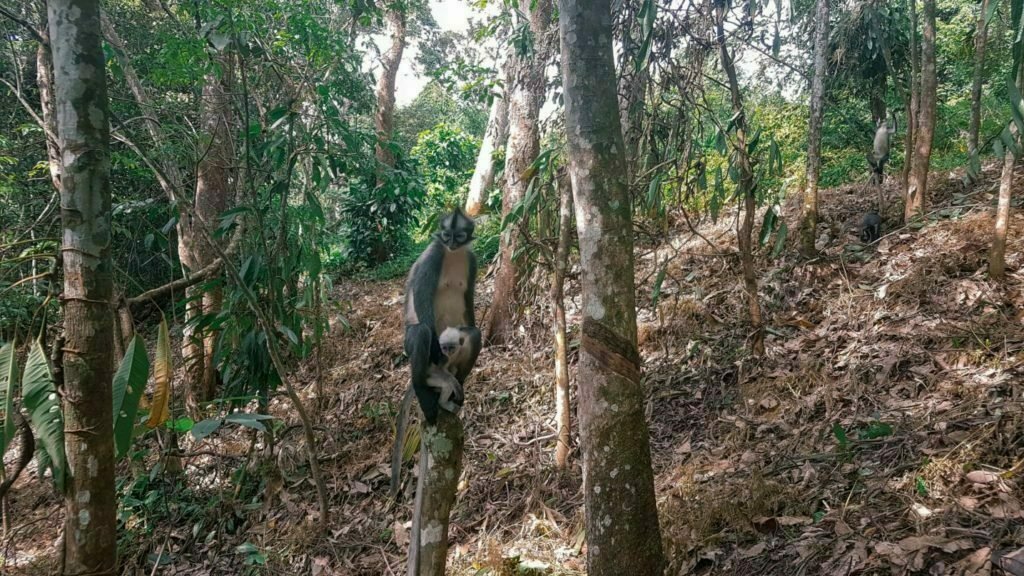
<box><xmin>0</xmin><ymin>341</ymin><xmax>18</xmax><ymax>456</ymax></box>
<box><xmin>22</xmin><ymin>339</ymin><xmax>65</xmax><ymax>492</ymax></box>
<box><xmin>146</xmin><ymin>318</ymin><xmax>172</xmax><ymax>429</ymax></box>
<box><xmin>113</xmin><ymin>335</ymin><xmax>149</xmax><ymax>459</ymax></box>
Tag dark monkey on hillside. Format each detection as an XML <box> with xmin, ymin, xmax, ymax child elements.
<box><xmin>861</xmin><ymin>210</ymin><xmax>882</xmax><ymax>244</ymax></box>
<box><xmin>390</xmin><ymin>209</ymin><xmax>481</xmax><ymax>498</ymax></box>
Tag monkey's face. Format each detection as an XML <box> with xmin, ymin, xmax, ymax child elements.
<box><xmin>434</xmin><ymin>209</ymin><xmax>475</xmax><ymax>251</ymax></box>
<box><xmin>438</xmin><ymin>328</ymin><xmax>465</xmax><ymax>357</ymax></box>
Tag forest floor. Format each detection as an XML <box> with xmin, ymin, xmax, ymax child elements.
<box><xmin>3</xmin><ymin>162</ymin><xmax>1024</xmax><ymax>576</ymax></box>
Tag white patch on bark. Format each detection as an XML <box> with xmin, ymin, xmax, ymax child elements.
<box><xmin>77</xmin><ymin>490</ymin><xmax>91</xmax><ymax>504</ymax></box>
<box><xmin>421</xmin><ymin>520</ymin><xmax>444</xmax><ymax>545</ymax></box>
<box><xmin>610</xmin><ymin>468</ymin><xmax>618</xmax><ymax>478</ymax></box>
<box><xmin>78</xmin><ymin>509</ymin><xmax>90</xmax><ymax>527</ymax></box>
<box><xmin>88</xmin><ymin>455</ymin><xmax>98</xmax><ymax>477</ymax></box>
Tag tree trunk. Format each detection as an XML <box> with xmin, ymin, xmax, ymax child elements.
<box><xmin>464</xmin><ymin>76</ymin><xmax>510</xmax><ymax>216</ymax></box>
<box><xmin>179</xmin><ymin>57</ymin><xmax>236</xmax><ymax>408</ymax></box>
<box><xmin>47</xmin><ymin>0</ymin><xmax>117</xmax><ymax>572</ymax></box>
<box><xmin>968</xmin><ymin>0</ymin><xmax>991</xmax><ymax>159</ymax></box>
<box><xmin>801</xmin><ymin>0</ymin><xmax>830</xmax><ymax>257</ymax></box>
<box><xmin>551</xmin><ymin>168</ymin><xmax>573</xmax><ymax>469</ymax></box>
<box><xmin>558</xmin><ymin>0</ymin><xmax>665</xmax><ymax>573</ymax></box>
<box><xmin>906</xmin><ymin>0</ymin><xmax>937</xmax><ymax>220</ymax></box>
<box><xmin>715</xmin><ymin>2</ymin><xmax>764</xmax><ymax>356</ymax></box>
<box><xmin>484</xmin><ymin>0</ymin><xmax>552</xmax><ymax>346</ymax></box>
<box><xmin>616</xmin><ymin>0</ymin><xmax>649</xmax><ymax>176</ymax></box>
<box><xmin>989</xmin><ymin>141</ymin><xmax>1014</xmax><ymax>279</ymax></box>
<box><xmin>36</xmin><ymin>40</ymin><xmax>61</xmax><ymax>191</ymax></box>
<box><xmin>903</xmin><ymin>0</ymin><xmax>919</xmax><ymax>189</ymax></box>
<box><xmin>375</xmin><ymin>5</ymin><xmax>406</xmax><ymax>170</ymax></box>
<box><xmin>407</xmin><ymin>412</ymin><xmax>464</xmax><ymax>576</ymax></box>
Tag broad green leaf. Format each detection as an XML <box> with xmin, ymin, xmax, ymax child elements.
<box><xmin>191</xmin><ymin>417</ymin><xmax>223</xmax><ymax>441</ymax></box>
<box><xmin>146</xmin><ymin>318</ymin><xmax>172</xmax><ymax>429</ymax></box>
<box><xmin>22</xmin><ymin>339</ymin><xmax>65</xmax><ymax>492</ymax></box>
<box><xmin>0</xmin><ymin>342</ymin><xmax>18</xmax><ymax>457</ymax></box>
<box><xmin>113</xmin><ymin>335</ymin><xmax>149</xmax><ymax>460</ymax></box>
<box><xmin>224</xmin><ymin>412</ymin><xmax>275</xmax><ymax>432</ymax></box>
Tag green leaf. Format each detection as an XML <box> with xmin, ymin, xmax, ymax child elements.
<box><xmin>915</xmin><ymin>476</ymin><xmax>928</xmax><ymax>496</ymax></box>
<box><xmin>771</xmin><ymin>221</ymin><xmax>789</xmax><ymax>259</ymax></box>
<box><xmin>191</xmin><ymin>417</ymin><xmax>223</xmax><ymax>441</ymax></box>
<box><xmin>113</xmin><ymin>336</ymin><xmax>149</xmax><ymax>460</ymax></box>
<box><xmin>651</xmin><ymin>263</ymin><xmax>668</xmax><ymax>309</ymax></box>
<box><xmin>146</xmin><ymin>318</ymin><xmax>172</xmax><ymax>429</ymax></box>
<box><xmin>832</xmin><ymin>422</ymin><xmax>849</xmax><ymax>451</ymax></box>
<box><xmin>224</xmin><ymin>412</ymin><xmax>275</xmax><ymax>432</ymax></box>
<box><xmin>0</xmin><ymin>341</ymin><xmax>18</xmax><ymax>457</ymax></box>
<box><xmin>22</xmin><ymin>339</ymin><xmax>65</xmax><ymax>492</ymax></box>
<box><xmin>858</xmin><ymin>421</ymin><xmax>893</xmax><ymax>440</ymax></box>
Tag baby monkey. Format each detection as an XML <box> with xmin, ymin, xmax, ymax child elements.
<box><xmin>427</xmin><ymin>326</ymin><xmax>474</xmax><ymax>414</ymax></box>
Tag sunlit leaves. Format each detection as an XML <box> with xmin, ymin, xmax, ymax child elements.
<box><xmin>22</xmin><ymin>339</ymin><xmax>64</xmax><ymax>492</ymax></box>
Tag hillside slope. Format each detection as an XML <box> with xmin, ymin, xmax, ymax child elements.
<box><xmin>2</xmin><ymin>163</ymin><xmax>1022</xmax><ymax>575</ymax></box>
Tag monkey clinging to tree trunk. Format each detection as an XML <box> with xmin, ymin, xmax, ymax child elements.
<box><xmin>390</xmin><ymin>208</ymin><xmax>482</xmax><ymax>498</ymax></box>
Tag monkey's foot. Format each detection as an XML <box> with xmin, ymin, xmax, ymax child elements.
<box><xmin>439</xmin><ymin>400</ymin><xmax>461</xmax><ymax>414</ymax></box>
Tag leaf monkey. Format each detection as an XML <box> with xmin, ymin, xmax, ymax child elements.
<box><xmin>428</xmin><ymin>326</ymin><xmax>479</xmax><ymax>414</ymax></box>
<box><xmin>390</xmin><ymin>209</ymin><xmax>481</xmax><ymax>499</ymax></box>
<box><xmin>867</xmin><ymin>114</ymin><xmax>898</xmax><ymax>186</ymax></box>
<box><xmin>860</xmin><ymin>210</ymin><xmax>882</xmax><ymax>244</ymax></box>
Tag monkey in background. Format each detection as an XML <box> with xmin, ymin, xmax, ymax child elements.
<box><xmin>861</xmin><ymin>210</ymin><xmax>882</xmax><ymax>244</ymax></box>
<box><xmin>867</xmin><ymin>115</ymin><xmax>898</xmax><ymax>187</ymax></box>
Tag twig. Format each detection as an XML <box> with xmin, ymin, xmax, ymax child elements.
<box><xmin>0</xmin><ymin>5</ymin><xmax>45</xmax><ymax>45</ymax></box>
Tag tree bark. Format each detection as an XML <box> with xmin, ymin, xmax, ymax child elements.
<box><xmin>484</xmin><ymin>0</ymin><xmax>552</xmax><ymax>346</ymax></box>
<box><xmin>906</xmin><ymin>0</ymin><xmax>936</xmax><ymax>220</ymax></box>
<box><xmin>968</xmin><ymin>0</ymin><xmax>991</xmax><ymax>159</ymax></box>
<box><xmin>375</xmin><ymin>5</ymin><xmax>406</xmax><ymax>169</ymax></box>
<box><xmin>47</xmin><ymin>0</ymin><xmax>117</xmax><ymax>572</ymax></box>
<box><xmin>988</xmin><ymin>141</ymin><xmax>1014</xmax><ymax>279</ymax></box>
<box><xmin>179</xmin><ymin>56</ymin><xmax>236</xmax><ymax>408</ymax></box>
<box><xmin>558</xmin><ymin>0</ymin><xmax>664</xmax><ymax>572</ymax></box>
<box><xmin>903</xmin><ymin>0</ymin><xmax>919</xmax><ymax>189</ymax></box>
<box><xmin>551</xmin><ymin>169</ymin><xmax>573</xmax><ymax>469</ymax></box>
<box><xmin>36</xmin><ymin>39</ymin><xmax>61</xmax><ymax>192</ymax></box>
<box><xmin>616</xmin><ymin>0</ymin><xmax>649</xmax><ymax>176</ymax></box>
<box><xmin>407</xmin><ymin>412</ymin><xmax>464</xmax><ymax>576</ymax></box>
<box><xmin>715</xmin><ymin>2</ymin><xmax>764</xmax><ymax>356</ymax></box>
<box><xmin>464</xmin><ymin>75</ymin><xmax>510</xmax><ymax>216</ymax></box>
<box><xmin>801</xmin><ymin>0</ymin><xmax>830</xmax><ymax>257</ymax></box>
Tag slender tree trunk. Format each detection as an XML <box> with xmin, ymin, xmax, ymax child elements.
<box><xmin>968</xmin><ymin>0</ymin><xmax>991</xmax><ymax>159</ymax></box>
<box><xmin>36</xmin><ymin>40</ymin><xmax>61</xmax><ymax>191</ymax></box>
<box><xmin>903</xmin><ymin>0</ymin><xmax>919</xmax><ymax>189</ymax></box>
<box><xmin>801</xmin><ymin>0</ymin><xmax>830</xmax><ymax>257</ymax></box>
<box><xmin>551</xmin><ymin>169</ymin><xmax>573</xmax><ymax>469</ymax></box>
<box><xmin>375</xmin><ymin>5</ymin><xmax>406</xmax><ymax>170</ymax></box>
<box><xmin>715</xmin><ymin>2</ymin><xmax>764</xmax><ymax>356</ymax></box>
<box><xmin>616</xmin><ymin>0</ymin><xmax>649</xmax><ymax>176</ymax></box>
<box><xmin>47</xmin><ymin>0</ymin><xmax>117</xmax><ymax>572</ymax></box>
<box><xmin>906</xmin><ymin>0</ymin><xmax>937</xmax><ymax>220</ymax></box>
<box><xmin>407</xmin><ymin>412</ymin><xmax>463</xmax><ymax>576</ymax></box>
<box><xmin>558</xmin><ymin>0</ymin><xmax>664</xmax><ymax>573</ymax></box>
<box><xmin>484</xmin><ymin>0</ymin><xmax>552</xmax><ymax>346</ymax></box>
<box><xmin>465</xmin><ymin>74</ymin><xmax>510</xmax><ymax>216</ymax></box>
<box><xmin>179</xmin><ymin>57</ymin><xmax>236</xmax><ymax>408</ymax></box>
<box><xmin>989</xmin><ymin>140</ymin><xmax>1015</xmax><ymax>279</ymax></box>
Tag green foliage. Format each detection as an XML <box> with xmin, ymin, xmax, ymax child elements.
<box><xmin>21</xmin><ymin>339</ymin><xmax>65</xmax><ymax>492</ymax></box>
<box><xmin>411</xmin><ymin>123</ymin><xmax>480</xmax><ymax>228</ymax></box>
<box><xmin>338</xmin><ymin>156</ymin><xmax>426</xmax><ymax>268</ymax></box>
<box><xmin>112</xmin><ymin>336</ymin><xmax>150</xmax><ymax>460</ymax></box>
<box><xmin>394</xmin><ymin>82</ymin><xmax>489</xmax><ymax>151</ymax></box>
<box><xmin>0</xmin><ymin>341</ymin><xmax>17</xmax><ymax>457</ymax></box>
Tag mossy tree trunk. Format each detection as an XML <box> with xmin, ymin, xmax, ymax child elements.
<box><xmin>47</xmin><ymin>0</ymin><xmax>117</xmax><ymax>572</ymax></box>
<box><xmin>558</xmin><ymin>0</ymin><xmax>665</xmax><ymax>572</ymax></box>
<box><xmin>801</xmin><ymin>0</ymin><xmax>830</xmax><ymax>257</ymax></box>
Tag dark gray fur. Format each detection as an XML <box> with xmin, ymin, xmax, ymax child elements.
<box><xmin>390</xmin><ymin>209</ymin><xmax>481</xmax><ymax>499</ymax></box>
<box><xmin>861</xmin><ymin>210</ymin><xmax>881</xmax><ymax>243</ymax></box>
